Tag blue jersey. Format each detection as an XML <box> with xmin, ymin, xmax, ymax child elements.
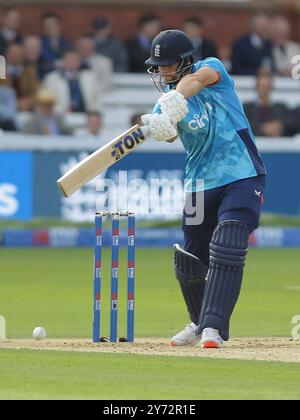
<box><xmin>153</xmin><ymin>58</ymin><xmax>266</xmax><ymax>192</ymax></box>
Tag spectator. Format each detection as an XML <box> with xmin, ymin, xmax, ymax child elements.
<box><xmin>127</xmin><ymin>14</ymin><xmax>161</xmax><ymax>73</ymax></box>
<box><xmin>92</xmin><ymin>16</ymin><xmax>128</xmax><ymax>72</ymax></box>
<box><xmin>76</xmin><ymin>36</ymin><xmax>113</xmax><ymax>93</ymax></box>
<box><xmin>43</xmin><ymin>50</ymin><xmax>100</xmax><ymax>114</ymax></box>
<box><xmin>0</xmin><ymin>86</ymin><xmax>17</xmax><ymax>131</ymax></box>
<box><xmin>243</xmin><ymin>73</ymin><xmax>296</xmax><ymax>137</ymax></box>
<box><xmin>40</xmin><ymin>12</ymin><xmax>71</xmax><ymax>77</ymax></box>
<box><xmin>76</xmin><ymin>111</ymin><xmax>103</xmax><ymax>138</ymax></box>
<box><xmin>271</xmin><ymin>16</ymin><xmax>300</xmax><ymax>77</ymax></box>
<box><xmin>23</xmin><ymin>89</ymin><xmax>72</xmax><ymax>135</ymax></box>
<box><xmin>231</xmin><ymin>15</ymin><xmax>274</xmax><ymax>75</ymax></box>
<box><xmin>182</xmin><ymin>17</ymin><xmax>218</xmax><ymax>61</ymax></box>
<box><xmin>0</xmin><ymin>8</ymin><xmax>22</xmax><ymax>56</ymax></box>
<box><xmin>0</xmin><ymin>43</ymin><xmax>40</xmax><ymax>111</ymax></box>
<box><xmin>23</xmin><ymin>35</ymin><xmax>43</xmax><ymax>80</ymax></box>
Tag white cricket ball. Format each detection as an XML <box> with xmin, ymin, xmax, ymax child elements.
<box><xmin>33</xmin><ymin>327</ymin><xmax>47</xmax><ymax>340</ymax></box>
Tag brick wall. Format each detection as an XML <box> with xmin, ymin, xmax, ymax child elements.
<box><xmin>0</xmin><ymin>3</ymin><xmax>299</xmax><ymax>51</ymax></box>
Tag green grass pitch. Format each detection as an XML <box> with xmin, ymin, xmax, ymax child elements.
<box><xmin>0</xmin><ymin>247</ymin><xmax>300</xmax><ymax>400</ymax></box>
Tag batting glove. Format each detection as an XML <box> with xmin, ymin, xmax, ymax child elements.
<box><xmin>141</xmin><ymin>113</ymin><xmax>178</xmax><ymax>142</ymax></box>
<box><xmin>158</xmin><ymin>90</ymin><xmax>188</xmax><ymax>123</ymax></box>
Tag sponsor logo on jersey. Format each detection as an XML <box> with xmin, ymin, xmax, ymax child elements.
<box><xmin>188</xmin><ymin>102</ymin><xmax>212</xmax><ymax>131</ymax></box>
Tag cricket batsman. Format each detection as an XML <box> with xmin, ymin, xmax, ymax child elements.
<box><xmin>142</xmin><ymin>30</ymin><xmax>266</xmax><ymax>349</ymax></box>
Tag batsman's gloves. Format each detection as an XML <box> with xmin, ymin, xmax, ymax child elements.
<box><xmin>158</xmin><ymin>90</ymin><xmax>188</xmax><ymax>123</ymax></box>
<box><xmin>141</xmin><ymin>113</ymin><xmax>178</xmax><ymax>142</ymax></box>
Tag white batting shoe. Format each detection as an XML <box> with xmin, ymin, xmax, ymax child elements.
<box><xmin>170</xmin><ymin>323</ymin><xmax>201</xmax><ymax>347</ymax></box>
<box><xmin>200</xmin><ymin>328</ymin><xmax>224</xmax><ymax>349</ymax></box>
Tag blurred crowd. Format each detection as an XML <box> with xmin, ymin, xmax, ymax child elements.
<box><xmin>0</xmin><ymin>8</ymin><xmax>300</xmax><ymax>138</ymax></box>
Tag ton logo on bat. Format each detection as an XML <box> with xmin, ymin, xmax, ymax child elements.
<box><xmin>111</xmin><ymin>127</ymin><xmax>146</xmax><ymax>161</ymax></box>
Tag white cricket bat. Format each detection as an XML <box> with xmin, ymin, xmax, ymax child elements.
<box><xmin>57</xmin><ymin>124</ymin><xmax>149</xmax><ymax>197</ymax></box>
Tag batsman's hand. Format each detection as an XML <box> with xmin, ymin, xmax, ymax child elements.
<box><xmin>141</xmin><ymin>113</ymin><xmax>178</xmax><ymax>142</ymax></box>
<box><xmin>159</xmin><ymin>90</ymin><xmax>188</xmax><ymax>123</ymax></box>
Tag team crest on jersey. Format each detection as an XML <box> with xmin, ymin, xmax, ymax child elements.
<box><xmin>154</xmin><ymin>44</ymin><xmax>161</xmax><ymax>57</ymax></box>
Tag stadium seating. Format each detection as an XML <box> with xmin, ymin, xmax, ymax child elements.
<box><xmin>15</xmin><ymin>74</ymin><xmax>300</xmax><ymax>133</ymax></box>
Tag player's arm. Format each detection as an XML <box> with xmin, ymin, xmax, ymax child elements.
<box><xmin>176</xmin><ymin>67</ymin><xmax>220</xmax><ymax>98</ymax></box>
<box><xmin>158</xmin><ymin>67</ymin><xmax>219</xmax><ymax>126</ymax></box>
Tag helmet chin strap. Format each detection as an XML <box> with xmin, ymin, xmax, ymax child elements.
<box><xmin>148</xmin><ymin>58</ymin><xmax>193</xmax><ymax>93</ymax></box>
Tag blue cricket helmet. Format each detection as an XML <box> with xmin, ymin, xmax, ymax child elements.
<box><xmin>145</xmin><ymin>29</ymin><xmax>194</xmax><ymax>66</ymax></box>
